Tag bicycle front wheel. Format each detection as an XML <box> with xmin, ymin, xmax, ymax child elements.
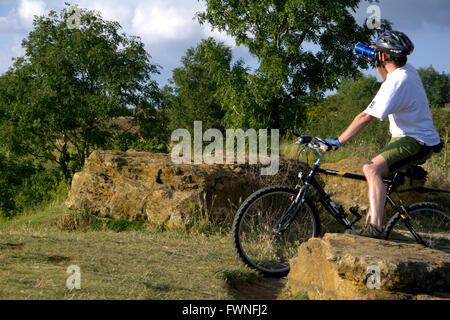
<box><xmin>232</xmin><ymin>186</ymin><xmax>320</xmax><ymax>278</ymax></box>
<box><xmin>385</xmin><ymin>202</ymin><xmax>450</xmax><ymax>251</ymax></box>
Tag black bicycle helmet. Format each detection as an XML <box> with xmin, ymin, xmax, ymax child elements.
<box><xmin>376</xmin><ymin>30</ymin><xmax>414</xmax><ymax>57</ymax></box>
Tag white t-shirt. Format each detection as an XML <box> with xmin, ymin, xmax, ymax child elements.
<box><xmin>364</xmin><ymin>64</ymin><xmax>441</xmax><ymax>146</ymax></box>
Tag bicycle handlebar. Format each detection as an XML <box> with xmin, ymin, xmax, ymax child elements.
<box><xmin>293</xmin><ymin>133</ymin><xmax>332</xmax><ymax>150</ymax></box>
<box><xmin>293</xmin><ymin>133</ymin><xmax>326</xmax><ymax>160</ymax></box>
<box><xmin>291</xmin><ymin>130</ymin><xmax>301</xmax><ymax>137</ymax></box>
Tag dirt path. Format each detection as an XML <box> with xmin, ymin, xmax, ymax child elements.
<box><xmin>230</xmin><ymin>278</ymin><xmax>289</xmax><ymax>300</ymax></box>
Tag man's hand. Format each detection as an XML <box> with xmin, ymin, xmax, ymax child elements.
<box><xmin>319</xmin><ymin>138</ymin><xmax>341</xmax><ymax>152</ymax></box>
<box><xmin>368</xmin><ymin>45</ymin><xmax>378</xmax><ymax>61</ymax></box>
<box><xmin>367</xmin><ymin>45</ymin><xmax>388</xmax><ymax>81</ymax></box>
<box><xmin>366</xmin><ymin>45</ymin><xmax>382</xmax><ymax>66</ymax></box>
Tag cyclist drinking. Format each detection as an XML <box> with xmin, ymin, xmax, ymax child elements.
<box><xmin>320</xmin><ymin>30</ymin><xmax>442</xmax><ymax>239</ymax></box>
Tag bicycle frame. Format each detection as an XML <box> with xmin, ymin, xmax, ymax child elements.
<box><xmin>312</xmin><ymin>168</ymin><xmax>428</xmax><ymax>245</ymax></box>
<box><xmin>275</xmin><ymin>148</ymin><xmax>358</xmax><ymax>233</ymax></box>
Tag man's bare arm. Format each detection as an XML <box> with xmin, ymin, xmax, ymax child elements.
<box><xmin>338</xmin><ymin>112</ymin><xmax>376</xmax><ymax>145</ymax></box>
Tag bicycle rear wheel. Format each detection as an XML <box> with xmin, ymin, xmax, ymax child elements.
<box><xmin>385</xmin><ymin>202</ymin><xmax>450</xmax><ymax>251</ymax></box>
<box><xmin>232</xmin><ymin>186</ymin><xmax>320</xmax><ymax>278</ymax></box>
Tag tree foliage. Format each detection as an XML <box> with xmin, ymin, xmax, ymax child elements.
<box><xmin>197</xmin><ymin>0</ymin><xmax>391</xmax><ymax>130</ymax></box>
<box><xmin>418</xmin><ymin>66</ymin><xmax>449</xmax><ymax>109</ymax></box>
<box><xmin>302</xmin><ymin>72</ymin><xmax>388</xmax><ymax>148</ymax></box>
<box><xmin>164</xmin><ymin>38</ymin><xmax>234</xmax><ymax>132</ymax></box>
<box><xmin>0</xmin><ymin>4</ymin><xmax>162</xmax><ymax>179</ymax></box>
<box><xmin>417</xmin><ymin>66</ymin><xmax>449</xmax><ymax>139</ymax></box>
<box><xmin>0</xmin><ymin>152</ymin><xmax>62</xmax><ymax>217</ymax></box>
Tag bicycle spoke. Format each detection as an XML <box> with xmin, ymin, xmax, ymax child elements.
<box><xmin>386</xmin><ymin>203</ymin><xmax>450</xmax><ymax>251</ymax></box>
<box><xmin>233</xmin><ymin>186</ymin><xmax>318</xmax><ymax>277</ymax></box>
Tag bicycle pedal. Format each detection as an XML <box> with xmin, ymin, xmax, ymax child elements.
<box><xmin>349</xmin><ymin>206</ymin><xmax>362</xmax><ymax>218</ymax></box>
<box><xmin>348</xmin><ymin>207</ymin><xmax>362</xmax><ymax>227</ymax></box>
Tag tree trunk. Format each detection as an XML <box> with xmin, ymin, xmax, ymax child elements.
<box><xmin>60</xmin><ymin>140</ymin><xmax>71</xmax><ymax>180</ymax></box>
<box><xmin>271</xmin><ymin>98</ymin><xmax>281</xmax><ymax>130</ymax></box>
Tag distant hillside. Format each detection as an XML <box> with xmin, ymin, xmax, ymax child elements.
<box><xmin>105</xmin><ymin>117</ymin><xmax>140</xmax><ymax>134</ymax></box>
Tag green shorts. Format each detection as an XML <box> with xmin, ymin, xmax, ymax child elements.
<box><xmin>378</xmin><ymin>136</ymin><xmax>435</xmax><ymax>174</ymax></box>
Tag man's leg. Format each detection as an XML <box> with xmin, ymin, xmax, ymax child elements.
<box><xmin>363</xmin><ymin>155</ymin><xmax>389</xmax><ymax>232</ymax></box>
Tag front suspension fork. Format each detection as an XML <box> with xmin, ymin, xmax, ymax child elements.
<box><xmin>274</xmin><ymin>186</ymin><xmax>309</xmax><ymax>235</ymax></box>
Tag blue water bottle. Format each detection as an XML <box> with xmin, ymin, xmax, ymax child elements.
<box><xmin>354</xmin><ymin>43</ymin><xmax>378</xmax><ymax>60</ymax></box>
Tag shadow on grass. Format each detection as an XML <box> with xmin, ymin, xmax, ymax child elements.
<box><xmin>218</xmin><ymin>269</ymin><xmax>288</xmax><ymax>300</ymax></box>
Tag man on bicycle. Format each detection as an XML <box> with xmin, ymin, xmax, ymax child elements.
<box><xmin>321</xmin><ymin>30</ymin><xmax>442</xmax><ymax>239</ymax></box>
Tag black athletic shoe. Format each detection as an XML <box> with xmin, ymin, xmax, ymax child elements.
<box><xmin>345</xmin><ymin>224</ymin><xmax>384</xmax><ymax>239</ymax></box>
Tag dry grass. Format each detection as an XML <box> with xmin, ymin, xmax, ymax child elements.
<box><xmin>423</xmin><ymin>131</ymin><xmax>449</xmax><ymax>190</ymax></box>
<box><xmin>0</xmin><ymin>198</ymin><xmax>275</xmax><ymax>300</ymax></box>
<box><xmin>0</xmin><ymin>223</ymin><xmax>266</xmax><ymax>300</ymax></box>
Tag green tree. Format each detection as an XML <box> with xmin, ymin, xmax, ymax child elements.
<box><xmin>0</xmin><ymin>153</ymin><xmax>32</xmax><ymax>217</ymax></box>
<box><xmin>417</xmin><ymin>66</ymin><xmax>449</xmax><ymax>140</ymax></box>
<box><xmin>418</xmin><ymin>66</ymin><xmax>449</xmax><ymax>109</ymax></box>
<box><xmin>165</xmin><ymin>37</ymin><xmax>237</xmax><ymax>132</ymax></box>
<box><xmin>197</xmin><ymin>0</ymin><xmax>390</xmax><ymax>131</ymax></box>
<box><xmin>0</xmin><ymin>4</ymin><xmax>162</xmax><ymax>179</ymax></box>
<box><xmin>0</xmin><ymin>152</ymin><xmax>61</xmax><ymax>218</ymax></box>
<box><xmin>303</xmin><ymin>73</ymin><xmax>388</xmax><ymax>150</ymax></box>
<box><xmin>216</xmin><ymin>59</ymin><xmax>256</xmax><ymax>129</ymax></box>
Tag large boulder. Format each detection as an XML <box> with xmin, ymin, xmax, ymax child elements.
<box><xmin>65</xmin><ymin>150</ymin><xmax>313</xmax><ymax>227</ymax></box>
<box><xmin>288</xmin><ymin>233</ymin><xmax>450</xmax><ymax>300</ymax></box>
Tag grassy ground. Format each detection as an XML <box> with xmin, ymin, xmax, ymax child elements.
<box><xmin>0</xmin><ymin>200</ymin><xmax>294</xmax><ymax>300</ymax></box>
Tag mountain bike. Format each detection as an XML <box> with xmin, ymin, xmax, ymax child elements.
<box><xmin>232</xmin><ymin>132</ymin><xmax>450</xmax><ymax>277</ymax></box>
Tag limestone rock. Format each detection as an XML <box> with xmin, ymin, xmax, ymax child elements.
<box><xmin>66</xmin><ymin>150</ymin><xmax>313</xmax><ymax>226</ymax></box>
<box><xmin>288</xmin><ymin>233</ymin><xmax>450</xmax><ymax>300</ymax></box>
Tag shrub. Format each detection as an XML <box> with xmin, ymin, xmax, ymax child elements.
<box><xmin>0</xmin><ymin>152</ymin><xmax>66</xmax><ymax>218</ymax></box>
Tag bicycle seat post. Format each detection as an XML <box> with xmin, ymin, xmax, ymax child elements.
<box><xmin>386</xmin><ymin>172</ymin><xmax>405</xmax><ymax>196</ymax></box>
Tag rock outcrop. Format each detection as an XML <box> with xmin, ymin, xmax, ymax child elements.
<box><xmin>66</xmin><ymin>150</ymin><xmax>312</xmax><ymax>226</ymax></box>
<box><xmin>65</xmin><ymin>152</ymin><xmax>430</xmax><ymax>228</ymax></box>
<box><xmin>288</xmin><ymin>233</ymin><xmax>450</xmax><ymax>300</ymax></box>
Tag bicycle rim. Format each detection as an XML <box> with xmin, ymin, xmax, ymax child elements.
<box><xmin>387</xmin><ymin>203</ymin><xmax>450</xmax><ymax>251</ymax></box>
<box><xmin>234</xmin><ymin>187</ymin><xmax>318</xmax><ymax>277</ymax></box>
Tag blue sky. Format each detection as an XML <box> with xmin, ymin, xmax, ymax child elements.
<box><xmin>0</xmin><ymin>0</ymin><xmax>449</xmax><ymax>87</ymax></box>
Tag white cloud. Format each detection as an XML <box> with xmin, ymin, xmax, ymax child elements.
<box><xmin>76</xmin><ymin>0</ymin><xmax>133</xmax><ymax>24</ymax></box>
<box><xmin>1</xmin><ymin>0</ymin><xmax>443</xmax><ymax>83</ymax></box>
<box><xmin>11</xmin><ymin>34</ymin><xmax>25</xmax><ymax>57</ymax></box>
<box><xmin>202</xmin><ymin>24</ymin><xmax>236</xmax><ymax>47</ymax></box>
<box><xmin>18</xmin><ymin>0</ymin><xmax>46</xmax><ymax>25</ymax></box>
<box><xmin>74</xmin><ymin>0</ymin><xmax>208</xmax><ymax>44</ymax></box>
<box><xmin>131</xmin><ymin>2</ymin><xmax>201</xmax><ymax>43</ymax></box>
